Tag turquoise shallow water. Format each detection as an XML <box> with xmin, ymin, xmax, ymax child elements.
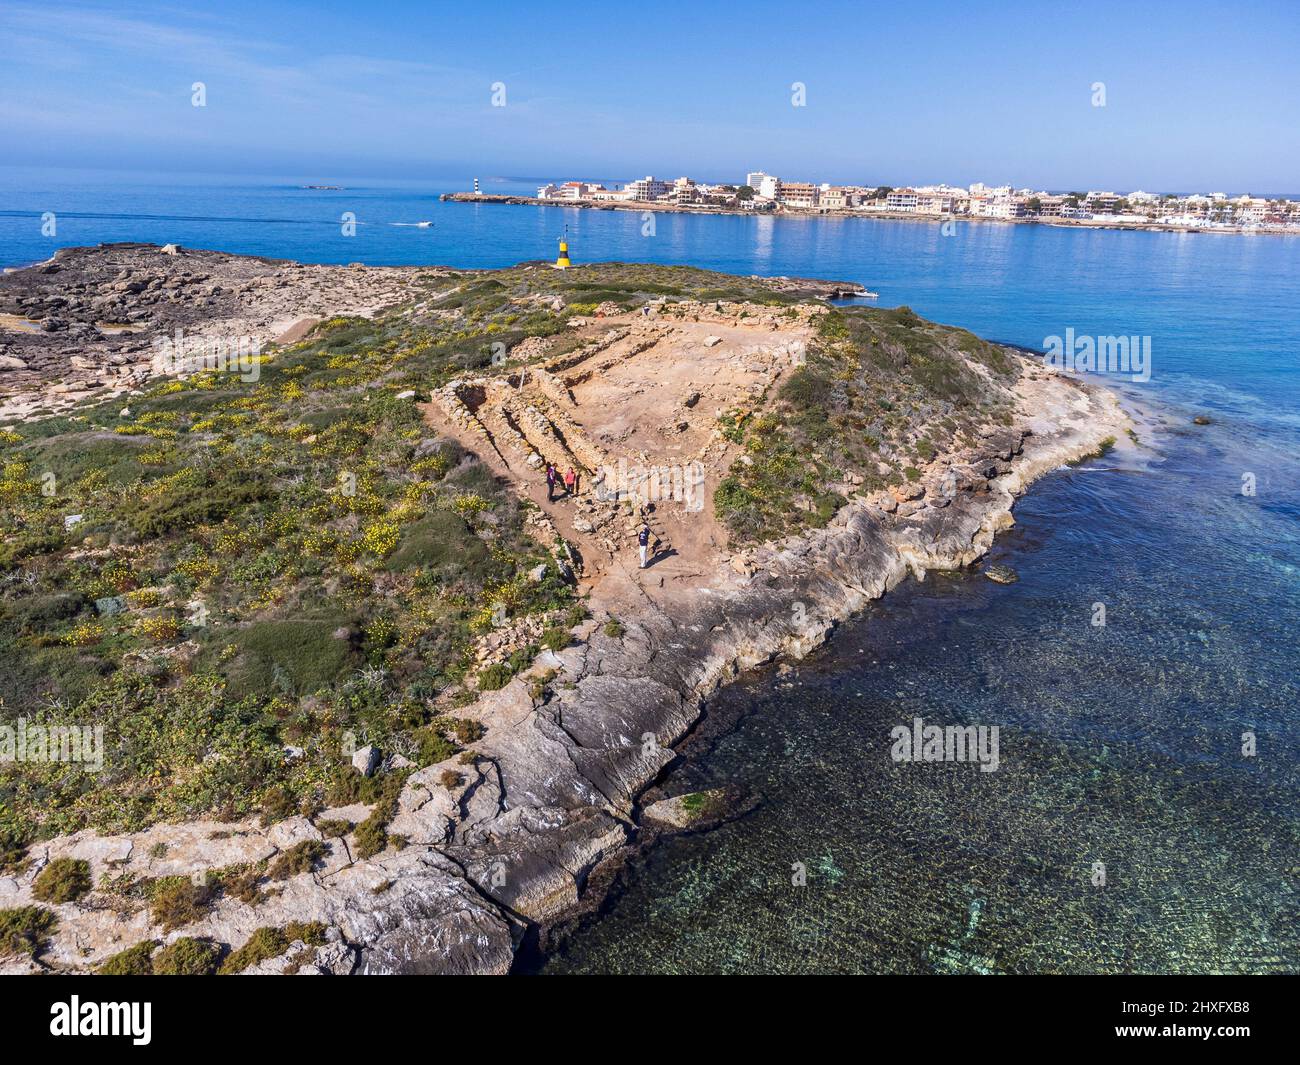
<box><xmin>3</xmin><ymin>167</ymin><xmax>1298</xmax><ymax>973</ymax></box>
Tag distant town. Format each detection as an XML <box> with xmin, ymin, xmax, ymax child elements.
<box><xmin>513</xmin><ymin>172</ymin><xmax>1300</xmax><ymax>231</ymax></box>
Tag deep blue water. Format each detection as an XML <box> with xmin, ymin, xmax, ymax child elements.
<box><xmin>3</xmin><ymin>166</ymin><xmax>1298</xmax><ymax>973</ymax></box>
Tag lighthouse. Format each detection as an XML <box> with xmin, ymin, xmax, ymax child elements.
<box><xmin>554</xmin><ymin>225</ymin><xmax>572</xmax><ymax>269</ymax></box>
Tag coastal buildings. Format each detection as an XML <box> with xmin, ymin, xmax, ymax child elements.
<box><xmin>885</xmin><ymin>189</ymin><xmax>919</xmax><ymax>212</ymax></box>
<box><xmin>537</xmin><ymin>181</ymin><xmax>608</xmax><ymax>200</ymax></box>
<box><xmin>530</xmin><ymin>169</ymin><xmax>1300</xmax><ymax>231</ymax></box>
<box><xmin>777</xmin><ymin>181</ymin><xmax>820</xmax><ymax>208</ymax></box>
<box><xmin>625</xmin><ymin>176</ymin><xmax>672</xmax><ymax>201</ymax></box>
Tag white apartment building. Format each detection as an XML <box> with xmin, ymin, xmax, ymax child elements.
<box><xmin>886</xmin><ymin>188</ymin><xmax>919</xmax><ymax>211</ymax></box>
<box><xmin>538</xmin><ymin>181</ymin><xmax>605</xmax><ymax>200</ymax></box>
<box><xmin>914</xmin><ymin>185</ymin><xmax>970</xmax><ymax>214</ymax></box>
<box><xmin>626</xmin><ymin>176</ymin><xmax>672</xmax><ymax>201</ymax></box>
<box><xmin>745</xmin><ymin>171</ymin><xmax>768</xmax><ymax>190</ymax></box>
<box><xmin>1084</xmin><ymin>191</ymin><xmax>1122</xmax><ymax>213</ymax></box>
<box><xmin>758</xmin><ymin>174</ymin><xmax>782</xmax><ymax>200</ymax></box>
<box><xmin>971</xmin><ymin>197</ymin><xmax>1025</xmax><ymax>218</ymax></box>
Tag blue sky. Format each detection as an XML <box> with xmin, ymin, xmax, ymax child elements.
<box><xmin>2</xmin><ymin>0</ymin><xmax>1297</xmax><ymax>192</ymax></box>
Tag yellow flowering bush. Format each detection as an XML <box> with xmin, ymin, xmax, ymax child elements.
<box><xmin>175</xmin><ymin>556</ymin><xmax>219</xmax><ymax>585</ymax></box>
<box><xmin>63</xmin><ymin>620</ymin><xmax>105</xmax><ymax>646</ymax></box>
<box><xmin>138</xmin><ymin>615</ymin><xmax>180</xmax><ymax>641</ymax></box>
<box><xmin>302</xmin><ymin>529</ymin><xmax>337</xmax><ymax>556</ymax></box>
<box><xmin>452</xmin><ymin>493</ymin><xmax>489</xmax><ymax>517</ymax></box>
<box><xmin>0</xmin><ymin>460</ymin><xmax>37</xmax><ymax>503</ymax></box>
<box><xmin>138</xmin><ymin>446</ymin><xmax>174</xmax><ymax>467</ymax></box>
<box><xmin>89</xmin><ymin>559</ymin><xmax>137</xmax><ymax>597</ymax></box>
<box><xmin>410</xmin><ymin>455</ymin><xmax>450</xmax><ymax>479</ymax></box>
<box><xmin>360</xmin><ymin>519</ymin><xmax>400</xmax><ymax>557</ymax></box>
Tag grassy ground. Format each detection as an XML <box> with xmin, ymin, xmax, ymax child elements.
<box><xmin>713</xmin><ymin>305</ymin><xmax>1020</xmax><ymax>542</ymax></box>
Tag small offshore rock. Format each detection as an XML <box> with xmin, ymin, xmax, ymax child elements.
<box><xmin>982</xmin><ymin>563</ymin><xmax>1018</xmax><ymax>584</ymax></box>
<box><xmin>642</xmin><ymin>786</ymin><xmax>756</xmax><ymax>832</ymax></box>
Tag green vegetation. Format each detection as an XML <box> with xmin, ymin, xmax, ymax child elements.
<box><xmin>540</xmin><ymin>626</ymin><xmax>570</xmax><ymax>651</ymax></box>
<box><xmin>266</xmin><ymin>839</ymin><xmax>328</xmax><ymax>881</ymax></box>
<box><xmin>217</xmin><ymin>921</ymin><xmax>327</xmax><ymax>975</ymax></box>
<box><xmin>0</xmin><ymin>263</ymin><xmax>909</xmax><ymax>863</ymax></box>
<box><xmin>715</xmin><ymin>306</ymin><xmax>1020</xmax><ymax>541</ymax></box>
<box><xmin>146</xmin><ymin>875</ymin><xmax>213</xmax><ymax>932</ymax></box>
<box><xmin>0</xmin><ymin>905</ymin><xmax>57</xmax><ymax>958</ymax></box>
<box><xmin>30</xmin><ymin>857</ymin><xmax>93</xmax><ymax>903</ymax></box>
<box><xmin>96</xmin><ymin>939</ymin><xmax>159</xmax><ymax>975</ymax></box>
<box><xmin>0</xmin><ymin>264</ymin><xmax>598</xmax><ymax>859</ymax></box>
<box><xmin>153</xmin><ymin>936</ymin><xmax>222</xmax><ymax>975</ymax></box>
<box><xmin>476</xmin><ymin>662</ymin><xmax>513</xmax><ymax>691</ymax></box>
<box><xmin>349</xmin><ymin>770</ymin><xmax>410</xmax><ymax>859</ymax></box>
<box><xmin>1069</xmin><ymin>435</ymin><xmax>1118</xmax><ymax>466</ymax></box>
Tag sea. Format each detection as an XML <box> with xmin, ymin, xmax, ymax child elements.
<box><xmin>3</xmin><ymin>166</ymin><xmax>1298</xmax><ymax>973</ymax></box>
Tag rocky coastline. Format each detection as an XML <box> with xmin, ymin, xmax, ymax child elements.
<box><xmin>0</xmin><ymin>245</ymin><xmax>1130</xmax><ymax>975</ymax></box>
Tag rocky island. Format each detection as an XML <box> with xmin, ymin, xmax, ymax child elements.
<box><xmin>0</xmin><ymin>244</ymin><xmax>1127</xmax><ymax>974</ymax></box>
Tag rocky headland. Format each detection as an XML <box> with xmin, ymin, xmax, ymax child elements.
<box><xmin>0</xmin><ymin>245</ymin><xmax>1129</xmax><ymax>974</ymax></box>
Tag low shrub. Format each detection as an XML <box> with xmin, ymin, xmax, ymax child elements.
<box><xmin>0</xmin><ymin>905</ymin><xmax>57</xmax><ymax>958</ymax></box>
<box><xmin>540</xmin><ymin>627</ymin><xmax>569</xmax><ymax>651</ymax></box>
<box><xmin>218</xmin><ymin>922</ymin><xmax>326</xmax><ymax>975</ymax></box>
<box><xmin>96</xmin><ymin>939</ymin><xmax>159</xmax><ymax>975</ymax></box>
<box><xmin>476</xmin><ymin>663</ymin><xmax>512</xmax><ymax>691</ymax></box>
<box><xmin>153</xmin><ymin>936</ymin><xmax>221</xmax><ymax>975</ymax></box>
<box><xmin>266</xmin><ymin>840</ymin><xmax>328</xmax><ymax>881</ymax></box>
<box><xmin>31</xmin><ymin>857</ymin><xmax>93</xmax><ymax>904</ymax></box>
<box><xmin>147</xmin><ymin>876</ymin><xmax>213</xmax><ymax>932</ymax></box>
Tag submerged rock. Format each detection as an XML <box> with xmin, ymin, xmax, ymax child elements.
<box><xmin>982</xmin><ymin>563</ymin><xmax>1019</xmax><ymax>584</ymax></box>
<box><xmin>641</xmin><ymin>787</ymin><xmax>756</xmax><ymax>832</ymax></box>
